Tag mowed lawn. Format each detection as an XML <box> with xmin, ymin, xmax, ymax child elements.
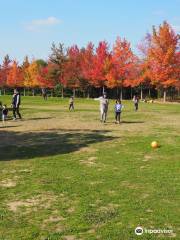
<box><xmin>0</xmin><ymin>96</ymin><xmax>179</xmax><ymax>240</ymax></box>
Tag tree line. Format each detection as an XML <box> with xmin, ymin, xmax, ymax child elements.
<box><xmin>0</xmin><ymin>21</ymin><xmax>179</xmax><ymax>101</ymax></box>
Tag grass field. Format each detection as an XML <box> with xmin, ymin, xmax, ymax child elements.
<box><xmin>0</xmin><ymin>96</ymin><xmax>179</xmax><ymax>240</ymax></box>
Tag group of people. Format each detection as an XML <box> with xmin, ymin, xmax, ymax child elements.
<box><xmin>68</xmin><ymin>93</ymin><xmax>139</xmax><ymax>124</ymax></box>
<box><xmin>96</xmin><ymin>93</ymin><xmax>139</xmax><ymax>124</ymax></box>
<box><xmin>0</xmin><ymin>89</ymin><xmax>22</xmax><ymax>123</ymax></box>
<box><xmin>1</xmin><ymin>89</ymin><xmax>139</xmax><ymax>124</ymax></box>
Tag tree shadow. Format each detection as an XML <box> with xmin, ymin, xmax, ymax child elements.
<box><xmin>0</xmin><ymin>129</ymin><xmax>116</xmax><ymax>161</ymax></box>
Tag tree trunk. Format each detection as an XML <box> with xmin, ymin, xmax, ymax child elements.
<box><xmin>61</xmin><ymin>86</ymin><xmax>64</xmax><ymax>98</ymax></box>
<box><xmin>51</xmin><ymin>89</ymin><xmax>53</xmax><ymax>97</ymax></box>
<box><xmin>73</xmin><ymin>89</ymin><xmax>75</xmax><ymax>97</ymax></box>
<box><xmin>24</xmin><ymin>88</ymin><xmax>26</xmax><ymax>96</ymax></box>
<box><xmin>148</xmin><ymin>88</ymin><xmax>151</xmax><ymax>98</ymax></box>
<box><xmin>83</xmin><ymin>91</ymin><xmax>86</xmax><ymax>98</ymax></box>
<box><xmin>130</xmin><ymin>87</ymin><xmax>133</xmax><ymax>99</ymax></box>
<box><xmin>116</xmin><ymin>87</ymin><xmax>119</xmax><ymax>99</ymax></box>
<box><xmin>3</xmin><ymin>88</ymin><xmax>6</xmax><ymax>95</ymax></box>
<box><xmin>140</xmin><ymin>84</ymin><xmax>143</xmax><ymax>100</ymax></box>
<box><xmin>87</xmin><ymin>87</ymin><xmax>90</xmax><ymax>99</ymax></box>
<box><xmin>102</xmin><ymin>86</ymin><xmax>105</xmax><ymax>94</ymax></box>
<box><xmin>163</xmin><ymin>89</ymin><xmax>166</xmax><ymax>102</ymax></box>
<box><xmin>120</xmin><ymin>86</ymin><xmax>123</xmax><ymax>100</ymax></box>
<box><xmin>32</xmin><ymin>89</ymin><xmax>35</xmax><ymax>96</ymax></box>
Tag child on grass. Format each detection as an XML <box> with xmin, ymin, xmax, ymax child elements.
<box><xmin>2</xmin><ymin>104</ymin><xmax>8</xmax><ymax>123</ymax></box>
<box><xmin>114</xmin><ymin>99</ymin><xmax>123</xmax><ymax>124</ymax></box>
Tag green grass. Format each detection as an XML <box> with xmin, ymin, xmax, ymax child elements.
<box><xmin>0</xmin><ymin>95</ymin><xmax>179</xmax><ymax>240</ymax></box>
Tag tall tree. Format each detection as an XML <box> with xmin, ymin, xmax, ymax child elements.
<box><xmin>21</xmin><ymin>56</ymin><xmax>30</xmax><ymax>95</ymax></box>
<box><xmin>0</xmin><ymin>55</ymin><xmax>11</xmax><ymax>92</ymax></box>
<box><xmin>63</xmin><ymin>45</ymin><xmax>82</xmax><ymax>96</ymax></box>
<box><xmin>7</xmin><ymin>60</ymin><xmax>23</xmax><ymax>87</ymax></box>
<box><xmin>49</xmin><ymin>43</ymin><xmax>67</xmax><ymax>97</ymax></box>
<box><xmin>38</xmin><ymin>62</ymin><xmax>56</xmax><ymax>89</ymax></box>
<box><xmin>24</xmin><ymin>60</ymin><xmax>40</xmax><ymax>89</ymax></box>
<box><xmin>147</xmin><ymin>21</ymin><xmax>180</xmax><ymax>101</ymax></box>
<box><xmin>91</xmin><ymin>41</ymin><xmax>111</xmax><ymax>93</ymax></box>
<box><xmin>80</xmin><ymin>42</ymin><xmax>95</xmax><ymax>96</ymax></box>
<box><xmin>107</xmin><ymin>37</ymin><xmax>137</xmax><ymax>99</ymax></box>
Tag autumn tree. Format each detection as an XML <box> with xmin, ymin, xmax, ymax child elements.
<box><xmin>24</xmin><ymin>60</ymin><xmax>40</xmax><ymax>95</ymax></box>
<box><xmin>21</xmin><ymin>56</ymin><xmax>30</xmax><ymax>95</ymax></box>
<box><xmin>7</xmin><ymin>60</ymin><xmax>23</xmax><ymax>88</ymax></box>
<box><xmin>38</xmin><ymin>62</ymin><xmax>56</xmax><ymax>90</ymax></box>
<box><xmin>147</xmin><ymin>21</ymin><xmax>180</xmax><ymax>101</ymax></box>
<box><xmin>80</xmin><ymin>42</ymin><xmax>95</xmax><ymax>96</ymax></box>
<box><xmin>63</xmin><ymin>45</ymin><xmax>83</xmax><ymax>96</ymax></box>
<box><xmin>106</xmin><ymin>37</ymin><xmax>137</xmax><ymax>99</ymax></box>
<box><xmin>91</xmin><ymin>41</ymin><xmax>111</xmax><ymax>93</ymax></box>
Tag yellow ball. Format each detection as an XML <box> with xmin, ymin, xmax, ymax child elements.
<box><xmin>151</xmin><ymin>141</ymin><xmax>158</xmax><ymax>148</ymax></box>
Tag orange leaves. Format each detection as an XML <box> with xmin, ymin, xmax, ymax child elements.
<box><xmin>7</xmin><ymin>61</ymin><xmax>23</xmax><ymax>87</ymax></box>
<box><xmin>106</xmin><ymin>37</ymin><xmax>137</xmax><ymax>88</ymax></box>
<box><xmin>24</xmin><ymin>61</ymin><xmax>40</xmax><ymax>88</ymax></box>
<box><xmin>147</xmin><ymin>21</ymin><xmax>180</xmax><ymax>89</ymax></box>
<box><xmin>0</xmin><ymin>21</ymin><xmax>179</xmax><ymax>93</ymax></box>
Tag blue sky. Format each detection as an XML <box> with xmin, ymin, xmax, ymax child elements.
<box><xmin>0</xmin><ymin>0</ymin><xmax>179</xmax><ymax>63</ymax></box>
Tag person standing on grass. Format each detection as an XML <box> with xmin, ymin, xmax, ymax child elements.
<box><xmin>95</xmin><ymin>93</ymin><xmax>109</xmax><ymax>123</ymax></box>
<box><xmin>12</xmin><ymin>89</ymin><xmax>22</xmax><ymax>120</ymax></box>
<box><xmin>69</xmin><ymin>96</ymin><xmax>74</xmax><ymax>111</ymax></box>
<box><xmin>133</xmin><ymin>95</ymin><xmax>139</xmax><ymax>111</ymax></box>
<box><xmin>114</xmin><ymin>99</ymin><xmax>123</xmax><ymax>124</ymax></box>
<box><xmin>42</xmin><ymin>88</ymin><xmax>47</xmax><ymax>100</ymax></box>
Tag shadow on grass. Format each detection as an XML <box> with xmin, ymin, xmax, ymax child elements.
<box><xmin>0</xmin><ymin>129</ymin><xmax>115</xmax><ymax>161</ymax></box>
<box><xmin>26</xmin><ymin>117</ymin><xmax>53</xmax><ymax>121</ymax></box>
<box><xmin>0</xmin><ymin>125</ymin><xmax>21</xmax><ymax>129</ymax></box>
<box><xmin>121</xmin><ymin>121</ymin><xmax>144</xmax><ymax>124</ymax></box>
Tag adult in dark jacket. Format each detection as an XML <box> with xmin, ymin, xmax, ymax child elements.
<box><xmin>12</xmin><ymin>89</ymin><xmax>22</xmax><ymax>120</ymax></box>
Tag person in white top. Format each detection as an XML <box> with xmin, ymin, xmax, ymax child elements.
<box><xmin>95</xmin><ymin>93</ymin><xmax>109</xmax><ymax>123</ymax></box>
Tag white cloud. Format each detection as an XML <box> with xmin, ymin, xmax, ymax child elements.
<box><xmin>172</xmin><ymin>25</ymin><xmax>180</xmax><ymax>33</ymax></box>
<box><xmin>26</xmin><ymin>17</ymin><xmax>61</xmax><ymax>31</ymax></box>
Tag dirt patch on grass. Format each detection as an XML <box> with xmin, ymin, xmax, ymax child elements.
<box><xmin>66</xmin><ymin>207</ymin><xmax>75</xmax><ymax>213</ymax></box>
<box><xmin>0</xmin><ymin>179</ymin><xmax>17</xmax><ymax>188</ymax></box>
<box><xmin>63</xmin><ymin>236</ymin><xmax>76</xmax><ymax>240</ymax></box>
<box><xmin>143</xmin><ymin>155</ymin><xmax>152</xmax><ymax>162</ymax></box>
<box><xmin>87</xmin><ymin>228</ymin><xmax>96</xmax><ymax>234</ymax></box>
<box><xmin>44</xmin><ymin>215</ymin><xmax>65</xmax><ymax>223</ymax></box>
<box><xmin>79</xmin><ymin>156</ymin><xmax>97</xmax><ymax>167</ymax></box>
<box><xmin>7</xmin><ymin>192</ymin><xmax>56</xmax><ymax>212</ymax></box>
<box><xmin>90</xmin><ymin>181</ymin><xmax>103</xmax><ymax>185</ymax></box>
<box><xmin>141</xmin><ymin>193</ymin><xmax>150</xmax><ymax>199</ymax></box>
<box><xmin>121</xmin><ymin>181</ymin><xmax>142</xmax><ymax>189</ymax></box>
<box><xmin>75</xmin><ymin>146</ymin><xmax>97</xmax><ymax>154</ymax></box>
<box><xmin>146</xmin><ymin>209</ymin><xmax>153</xmax><ymax>213</ymax></box>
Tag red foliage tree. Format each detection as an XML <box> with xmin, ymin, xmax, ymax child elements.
<box><xmin>147</xmin><ymin>21</ymin><xmax>180</xmax><ymax>101</ymax></box>
<box><xmin>106</xmin><ymin>37</ymin><xmax>137</xmax><ymax>99</ymax></box>
<box><xmin>63</xmin><ymin>45</ymin><xmax>82</xmax><ymax>95</ymax></box>
<box><xmin>7</xmin><ymin>60</ymin><xmax>23</xmax><ymax>87</ymax></box>
<box><xmin>91</xmin><ymin>41</ymin><xmax>111</xmax><ymax>92</ymax></box>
